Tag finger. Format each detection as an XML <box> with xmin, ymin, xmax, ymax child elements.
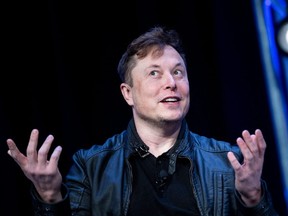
<box><xmin>236</xmin><ymin>137</ymin><xmax>253</xmax><ymax>161</ymax></box>
<box><xmin>227</xmin><ymin>151</ymin><xmax>241</xmax><ymax>171</ymax></box>
<box><xmin>255</xmin><ymin>129</ymin><xmax>266</xmax><ymax>157</ymax></box>
<box><xmin>47</xmin><ymin>146</ymin><xmax>62</xmax><ymax>168</ymax></box>
<box><xmin>26</xmin><ymin>129</ymin><xmax>40</xmax><ymax>163</ymax></box>
<box><xmin>241</xmin><ymin>130</ymin><xmax>256</xmax><ymax>152</ymax></box>
<box><xmin>7</xmin><ymin>139</ymin><xmax>19</xmax><ymax>155</ymax></box>
<box><xmin>37</xmin><ymin>134</ymin><xmax>54</xmax><ymax>165</ymax></box>
<box><xmin>6</xmin><ymin>139</ymin><xmax>28</xmax><ymax>167</ymax></box>
<box><xmin>243</xmin><ymin>130</ymin><xmax>262</xmax><ymax>158</ymax></box>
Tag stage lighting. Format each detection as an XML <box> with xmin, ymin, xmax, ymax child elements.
<box><xmin>277</xmin><ymin>19</ymin><xmax>288</xmax><ymax>54</ymax></box>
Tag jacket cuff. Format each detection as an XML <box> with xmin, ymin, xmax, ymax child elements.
<box><xmin>30</xmin><ymin>183</ymin><xmax>71</xmax><ymax>216</ymax></box>
<box><xmin>235</xmin><ymin>180</ymin><xmax>278</xmax><ymax>215</ymax></box>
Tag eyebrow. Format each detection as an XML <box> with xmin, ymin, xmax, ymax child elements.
<box><xmin>147</xmin><ymin>62</ymin><xmax>184</xmax><ymax>69</ymax></box>
<box><xmin>147</xmin><ymin>64</ymin><xmax>161</xmax><ymax>69</ymax></box>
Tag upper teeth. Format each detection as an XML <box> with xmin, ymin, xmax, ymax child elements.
<box><xmin>164</xmin><ymin>98</ymin><xmax>177</xmax><ymax>102</ymax></box>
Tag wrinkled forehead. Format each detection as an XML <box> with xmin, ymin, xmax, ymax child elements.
<box><xmin>133</xmin><ymin>45</ymin><xmax>185</xmax><ymax>69</ymax></box>
<box><xmin>136</xmin><ymin>44</ymin><xmax>169</xmax><ymax>60</ymax></box>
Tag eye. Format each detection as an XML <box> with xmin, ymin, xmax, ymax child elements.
<box><xmin>174</xmin><ymin>69</ymin><xmax>183</xmax><ymax>76</ymax></box>
<box><xmin>150</xmin><ymin>70</ymin><xmax>159</xmax><ymax>76</ymax></box>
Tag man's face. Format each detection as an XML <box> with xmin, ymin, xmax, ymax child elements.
<box><xmin>122</xmin><ymin>45</ymin><xmax>190</xmax><ymax>124</ymax></box>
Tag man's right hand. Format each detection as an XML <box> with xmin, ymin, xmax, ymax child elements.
<box><xmin>6</xmin><ymin>129</ymin><xmax>63</xmax><ymax>203</ymax></box>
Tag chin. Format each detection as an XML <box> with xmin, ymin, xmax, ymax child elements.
<box><xmin>158</xmin><ymin>117</ymin><xmax>183</xmax><ymax>124</ymax></box>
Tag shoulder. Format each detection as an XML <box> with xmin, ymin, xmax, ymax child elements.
<box><xmin>72</xmin><ymin>130</ymin><xmax>128</xmax><ymax>161</ymax></box>
<box><xmin>188</xmin><ymin>131</ymin><xmax>242</xmax><ymax>158</ymax></box>
<box><xmin>190</xmin><ymin>132</ymin><xmax>237</xmax><ymax>151</ymax></box>
<box><xmin>185</xmin><ymin>132</ymin><xmax>244</xmax><ymax>170</ymax></box>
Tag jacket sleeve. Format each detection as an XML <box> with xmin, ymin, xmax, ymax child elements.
<box><xmin>30</xmin><ymin>183</ymin><xmax>72</xmax><ymax>216</ymax></box>
<box><xmin>235</xmin><ymin>180</ymin><xmax>279</xmax><ymax>216</ymax></box>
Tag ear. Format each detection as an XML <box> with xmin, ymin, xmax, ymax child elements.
<box><xmin>120</xmin><ymin>83</ymin><xmax>134</xmax><ymax>106</ymax></box>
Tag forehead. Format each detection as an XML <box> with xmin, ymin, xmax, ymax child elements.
<box><xmin>148</xmin><ymin>45</ymin><xmax>179</xmax><ymax>58</ymax></box>
<box><xmin>136</xmin><ymin>45</ymin><xmax>185</xmax><ymax>67</ymax></box>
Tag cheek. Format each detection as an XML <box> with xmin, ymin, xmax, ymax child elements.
<box><xmin>180</xmin><ymin>82</ymin><xmax>190</xmax><ymax>95</ymax></box>
<box><xmin>136</xmin><ymin>81</ymin><xmax>159</xmax><ymax>96</ymax></box>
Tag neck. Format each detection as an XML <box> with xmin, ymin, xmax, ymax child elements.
<box><xmin>134</xmin><ymin>118</ymin><xmax>182</xmax><ymax>157</ymax></box>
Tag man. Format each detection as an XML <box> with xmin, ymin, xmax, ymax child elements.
<box><xmin>6</xmin><ymin>26</ymin><xmax>278</xmax><ymax>215</ymax></box>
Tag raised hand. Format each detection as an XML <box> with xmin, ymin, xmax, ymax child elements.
<box><xmin>227</xmin><ymin>129</ymin><xmax>266</xmax><ymax>206</ymax></box>
<box><xmin>7</xmin><ymin>129</ymin><xmax>63</xmax><ymax>203</ymax></box>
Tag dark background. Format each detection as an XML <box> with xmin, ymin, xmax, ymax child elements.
<box><xmin>1</xmin><ymin>0</ymin><xmax>287</xmax><ymax>215</ymax></box>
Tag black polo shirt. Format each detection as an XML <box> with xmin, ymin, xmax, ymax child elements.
<box><xmin>127</xmin><ymin>122</ymin><xmax>200</xmax><ymax>215</ymax></box>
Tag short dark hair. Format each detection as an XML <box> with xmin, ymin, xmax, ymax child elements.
<box><xmin>117</xmin><ymin>26</ymin><xmax>187</xmax><ymax>86</ymax></box>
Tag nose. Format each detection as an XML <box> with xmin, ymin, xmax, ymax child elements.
<box><xmin>164</xmin><ymin>73</ymin><xmax>176</xmax><ymax>90</ymax></box>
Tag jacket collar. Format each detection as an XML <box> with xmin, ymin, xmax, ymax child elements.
<box><xmin>126</xmin><ymin>118</ymin><xmax>189</xmax><ymax>174</ymax></box>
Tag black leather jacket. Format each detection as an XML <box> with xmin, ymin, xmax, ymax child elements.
<box><xmin>31</xmin><ymin>120</ymin><xmax>279</xmax><ymax>215</ymax></box>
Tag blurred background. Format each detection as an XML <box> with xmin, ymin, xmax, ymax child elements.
<box><xmin>1</xmin><ymin>0</ymin><xmax>287</xmax><ymax>215</ymax></box>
